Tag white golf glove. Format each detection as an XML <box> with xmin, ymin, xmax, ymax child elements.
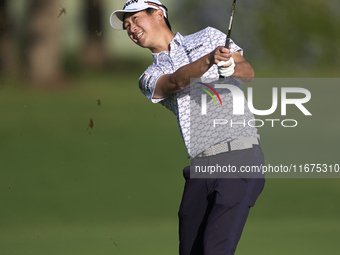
<box><xmin>217</xmin><ymin>57</ymin><xmax>235</xmax><ymax>77</ymax></box>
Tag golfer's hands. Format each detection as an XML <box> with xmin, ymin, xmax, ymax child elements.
<box><xmin>218</xmin><ymin>57</ymin><xmax>235</xmax><ymax>77</ymax></box>
<box><xmin>210</xmin><ymin>46</ymin><xmax>235</xmax><ymax>77</ymax></box>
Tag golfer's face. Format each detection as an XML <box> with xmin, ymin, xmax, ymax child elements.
<box><xmin>124</xmin><ymin>11</ymin><xmax>156</xmax><ymax>48</ymax></box>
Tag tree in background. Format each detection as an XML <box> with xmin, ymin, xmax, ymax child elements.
<box><xmin>81</xmin><ymin>0</ymin><xmax>109</xmax><ymax>69</ymax></box>
<box><xmin>0</xmin><ymin>0</ymin><xmax>18</xmax><ymax>75</ymax></box>
<box><xmin>1</xmin><ymin>0</ymin><xmax>337</xmax><ymax>80</ymax></box>
<box><xmin>25</xmin><ymin>0</ymin><xmax>63</xmax><ymax>84</ymax></box>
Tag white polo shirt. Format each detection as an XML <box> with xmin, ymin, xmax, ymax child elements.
<box><xmin>138</xmin><ymin>27</ymin><xmax>259</xmax><ymax>158</ymax></box>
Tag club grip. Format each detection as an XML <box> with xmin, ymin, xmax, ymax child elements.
<box><xmin>218</xmin><ymin>37</ymin><xmax>231</xmax><ymax>83</ymax></box>
<box><xmin>225</xmin><ymin>37</ymin><xmax>231</xmax><ymax>48</ymax></box>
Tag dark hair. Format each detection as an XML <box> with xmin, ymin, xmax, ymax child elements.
<box><xmin>145</xmin><ymin>8</ymin><xmax>172</xmax><ymax>31</ymax></box>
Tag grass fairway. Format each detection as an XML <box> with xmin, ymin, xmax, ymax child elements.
<box><xmin>1</xmin><ymin>73</ymin><xmax>340</xmax><ymax>254</ymax></box>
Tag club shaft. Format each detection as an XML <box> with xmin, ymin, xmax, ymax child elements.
<box><xmin>219</xmin><ymin>0</ymin><xmax>237</xmax><ymax>82</ymax></box>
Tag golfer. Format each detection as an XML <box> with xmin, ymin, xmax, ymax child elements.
<box><xmin>110</xmin><ymin>1</ymin><xmax>265</xmax><ymax>254</ymax></box>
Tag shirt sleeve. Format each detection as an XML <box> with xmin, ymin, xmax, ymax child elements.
<box><xmin>138</xmin><ymin>64</ymin><xmax>165</xmax><ymax>104</ymax></box>
<box><xmin>206</xmin><ymin>26</ymin><xmax>243</xmax><ymax>56</ymax></box>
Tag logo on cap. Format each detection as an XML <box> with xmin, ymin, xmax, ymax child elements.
<box><xmin>124</xmin><ymin>0</ymin><xmax>139</xmax><ymax>9</ymax></box>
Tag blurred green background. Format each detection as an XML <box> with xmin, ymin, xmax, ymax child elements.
<box><xmin>1</xmin><ymin>0</ymin><xmax>340</xmax><ymax>254</ymax></box>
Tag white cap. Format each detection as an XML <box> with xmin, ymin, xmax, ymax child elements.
<box><xmin>110</xmin><ymin>0</ymin><xmax>168</xmax><ymax>30</ymax></box>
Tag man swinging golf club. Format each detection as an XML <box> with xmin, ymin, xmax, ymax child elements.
<box><xmin>110</xmin><ymin>1</ymin><xmax>265</xmax><ymax>254</ymax></box>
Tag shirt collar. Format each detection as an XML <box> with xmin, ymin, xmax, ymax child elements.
<box><xmin>171</xmin><ymin>32</ymin><xmax>183</xmax><ymax>47</ymax></box>
<box><xmin>151</xmin><ymin>32</ymin><xmax>183</xmax><ymax>62</ymax></box>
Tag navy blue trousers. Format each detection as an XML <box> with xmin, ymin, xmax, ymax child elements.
<box><xmin>178</xmin><ymin>145</ymin><xmax>265</xmax><ymax>255</ymax></box>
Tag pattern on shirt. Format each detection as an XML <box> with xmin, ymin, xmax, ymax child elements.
<box><xmin>189</xmin><ymin>78</ymin><xmax>258</xmax><ymax>157</ymax></box>
<box><xmin>138</xmin><ymin>27</ymin><xmax>258</xmax><ymax>158</ymax></box>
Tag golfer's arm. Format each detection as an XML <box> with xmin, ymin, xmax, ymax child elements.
<box><xmin>231</xmin><ymin>52</ymin><xmax>255</xmax><ymax>83</ymax></box>
<box><xmin>152</xmin><ymin>51</ymin><xmax>254</xmax><ymax>99</ymax></box>
<box><xmin>153</xmin><ymin>53</ymin><xmax>213</xmax><ymax>99</ymax></box>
